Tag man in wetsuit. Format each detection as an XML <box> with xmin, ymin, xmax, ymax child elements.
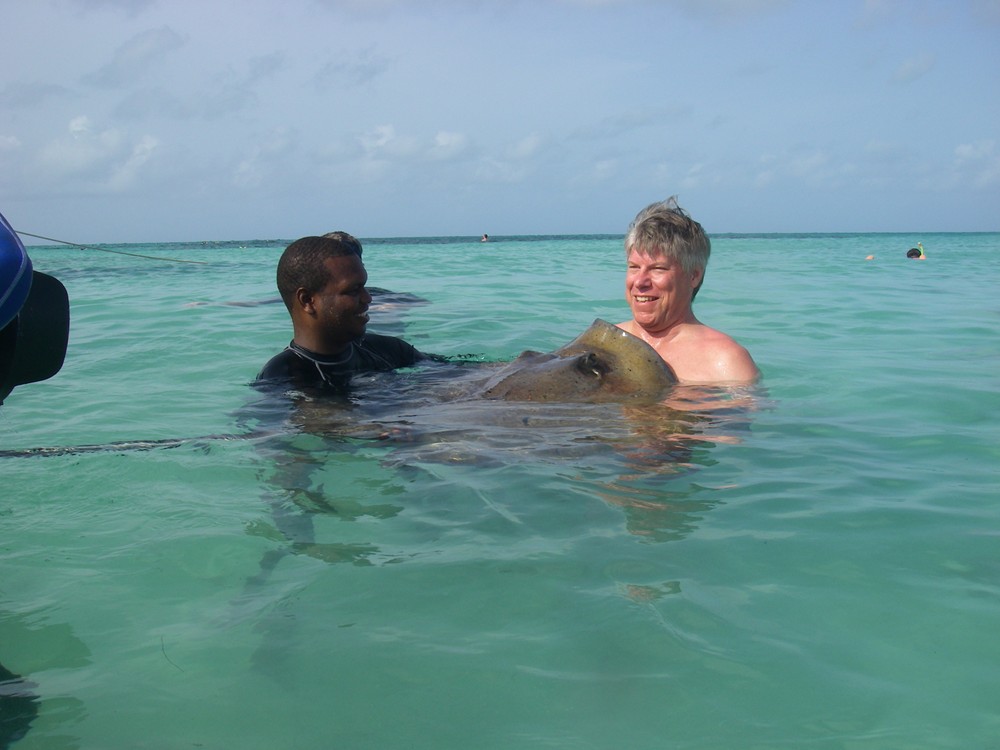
<box><xmin>255</xmin><ymin>232</ymin><xmax>424</xmax><ymax>392</ymax></box>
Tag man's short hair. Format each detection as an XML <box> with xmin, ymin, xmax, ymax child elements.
<box><xmin>322</xmin><ymin>231</ymin><xmax>363</xmax><ymax>257</ymax></box>
<box><xmin>625</xmin><ymin>197</ymin><xmax>711</xmax><ymax>299</ymax></box>
<box><xmin>276</xmin><ymin>233</ymin><xmax>363</xmax><ymax>311</ymax></box>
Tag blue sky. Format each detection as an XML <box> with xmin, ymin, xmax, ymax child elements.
<box><xmin>2</xmin><ymin>0</ymin><xmax>998</xmax><ymax>242</ymax></box>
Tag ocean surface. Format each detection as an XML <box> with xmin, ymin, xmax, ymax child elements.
<box><xmin>2</xmin><ymin>232</ymin><xmax>998</xmax><ymax>749</ymax></box>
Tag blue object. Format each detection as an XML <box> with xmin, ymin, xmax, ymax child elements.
<box><xmin>0</xmin><ymin>210</ymin><xmax>32</xmax><ymax>331</ymax></box>
<box><xmin>0</xmin><ymin>209</ymin><xmax>70</xmax><ymax>404</ymax></box>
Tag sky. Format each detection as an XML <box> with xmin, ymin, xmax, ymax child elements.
<box><xmin>2</xmin><ymin>0</ymin><xmax>998</xmax><ymax>242</ymax></box>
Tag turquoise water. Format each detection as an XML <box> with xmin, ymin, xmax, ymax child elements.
<box><xmin>2</xmin><ymin>233</ymin><xmax>999</xmax><ymax>749</ymax></box>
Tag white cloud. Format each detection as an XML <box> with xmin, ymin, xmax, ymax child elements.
<box><xmin>955</xmin><ymin>140</ymin><xmax>995</xmax><ymax>162</ymax></box>
<box><xmin>467</xmin><ymin>133</ymin><xmax>549</xmax><ymax>184</ymax></box>
<box><xmin>475</xmin><ymin>157</ymin><xmax>531</xmax><ymax>184</ymax></box>
<box><xmin>36</xmin><ymin>116</ymin><xmax>159</xmax><ymax>193</ymax></box>
<box><xmin>359</xmin><ymin>125</ymin><xmax>395</xmax><ymax>152</ymax></box>
<box><xmin>0</xmin><ymin>82</ymin><xmax>73</xmax><ymax>109</ymax></box>
<box><xmin>954</xmin><ymin>140</ymin><xmax>1000</xmax><ymax>188</ymax></box>
<box><xmin>39</xmin><ymin>117</ymin><xmax>123</xmax><ymax>176</ymax></box>
<box><xmin>665</xmin><ymin>0</ymin><xmax>791</xmax><ymax>23</ymax></box>
<box><xmin>232</xmin><ymin>128</ymin><xmax>296</xmax><ymax>189</ymax></box>
<box><xmin>891</xmin><ymin>53</ymin><xmax>936</xmax><ymax>84</ymax></box>
<box><xmin>855</xmin><ymin>0</ymin><xmax>898</xmax><ymax>28</ymax></box>
<box><xmin>753</xmin><ymin>160</ymin><xmax>776</xmax><ymax>188</ymax></box>
<box><xmin>65</xmin><ymin>0</ymin><xmax>155</xmax><ymax>16</ymax></box>
<box><xmin>971</xmin><ymin>0</ymin><xmax>1000</xmax><ymax>24</ymax></box>
<box><xmin>747</xmin><ymin>148</ymin><xmax>878</xmax><ymax>191</ymax></box>
<box><xmin>680</xmin><ymin>162</ymin><xmax>707</xmax><ymax>190</ymax></box>
<box><xmin>358</xmin><ymin>125</ymin><xmax>419</xmax><ymax>158</ymax></box>
<box><xmin>572</xmin><ymin>158</ymin><xmax>619</xmax><ymax>187</ymax></box>
<box><xmin>351</xmin><ymin>125</ymin><xmax>472</xmax><ymax>165</ymax></box>
<box><xmin>315</xmin><ymin>47</ymin><xmax>392</xmax><ymax>89</ymax></box>
<box><xmin>789</xmin><ymin>151</ymin><xmax>831</xmax><ymax>179</ymax></box>
<box><xmin>4</xmin><ymin>0</ymin><xmax>997</xmax><ymax>237</ymax></box>
<box><xmin>107</xmin><ymin>135</ymin><xmax>160</xmax><ymax>190</ymax></box>
<box><xmin>69</xmin><ymin>116</ymin><xmax>92</xmax><ymax>137</ymax></box>
<box><xmin>231</xmin><ymin>160</ymin><xmax>259</xmax><ymax>189</ymax></box>
<box><xmin>506</xmin><ymin>134</ymin><xmax>544</xmax><ymax>160</ymax></box>
<box><xmin>0</xmin><ymin>135</ymin><xmax>23</xmax><ymax>152</ymax></box>
<box><xmin>429</xmin><ymin>131</ymin><xmax>469</xmax><ymax>161</ymax></box>
<box><xmin>82</xmin><ymin>26</ymin><xmax>186</xmax><ymax>89</ymax></box>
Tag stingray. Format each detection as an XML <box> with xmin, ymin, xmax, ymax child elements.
<box><xmin>478</xmin><ymin>318</ymin><xmax>675</xmax><ymax>403</ymax></box>
<box><xmin>0</xmin><ymin>319</ymin><xmax>677</xmax><ymax>460</ymax></box>
<box><xmin>274</xmin><ymin>318</ymin><xmax>686</xmax><ymax>473</ymax></box>
<box><xmin>231</xmin><ymin>321</ymin><xmax>692</xmax><ymax>580</ymax></box>
<box><xmin>270</xmin><ymin>316</ymin><xmax>679</xmax><ymax>452</ymax></box>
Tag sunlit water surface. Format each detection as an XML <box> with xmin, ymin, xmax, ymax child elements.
<box><xmin>2</xmin><ymin>233</ymin><xmax>998</xmax><ymax>749</ymax></box>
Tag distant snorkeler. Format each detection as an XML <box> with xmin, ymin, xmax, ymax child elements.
<box><xmin>906</xmin><ymin>242</ymin><xmax>926</xmax><ymax>260</ymax></box>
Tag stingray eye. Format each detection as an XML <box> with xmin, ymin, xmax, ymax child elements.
<box><xmin>577</xmin><ymin>352</ymin><xmax>609</xmax><ymax>379</ymax></box>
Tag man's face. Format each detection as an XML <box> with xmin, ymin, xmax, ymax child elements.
<box><xmin>310</xmin><ymin>254</ymin><xmax>372</xmax><ymax>349</ymax></box>
<box><xmin>624</xmin><ymin>248</ymin><xmax>702</xmax><ymax>333</ymax></box>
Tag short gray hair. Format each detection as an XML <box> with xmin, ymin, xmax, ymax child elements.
<box><xmin>624</xmin><ymin>197</ymin><xmax>710</xmax><ymax>299</ymax></box>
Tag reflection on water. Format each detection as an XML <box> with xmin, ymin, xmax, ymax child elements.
<box><xmin>8</xmin><ymin>232</ymin><xmax>996</xmax><ymax>747</ymax></box>
<box><xmin>0</xmin><ymin>612</ymin><xmax>90</xmax><ymax>750</ymax></box>
<box><xmin>229</xmin><ymin>370</ymin><xmax>762</xmax><ymax>727</ymax></box>
<box><xmin>241</xmin><ymin>363</ymin><xmax>761</xmax><ymax>565</ymax></box>
<box><xmin>0</xmin><ymin>659</ymin><xmax>37</xmax><ymax>750</ymax></box>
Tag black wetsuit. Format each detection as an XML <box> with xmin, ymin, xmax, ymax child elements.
<box><xmin>254</xmin><ymin>334</ymin><xmax>424</xmax><ymax>393</ymax></box>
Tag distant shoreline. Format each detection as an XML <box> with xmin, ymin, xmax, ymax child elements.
<box><xmin>21</xmin><ymin>230</ymin><xmax>999</xmax><ymax>251</ymax></box>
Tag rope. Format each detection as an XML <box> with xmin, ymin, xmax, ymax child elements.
<box><xmin>16</xmin><ymin>230</ymin><xmax>208</xmax><ymax>265</ymax></box>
